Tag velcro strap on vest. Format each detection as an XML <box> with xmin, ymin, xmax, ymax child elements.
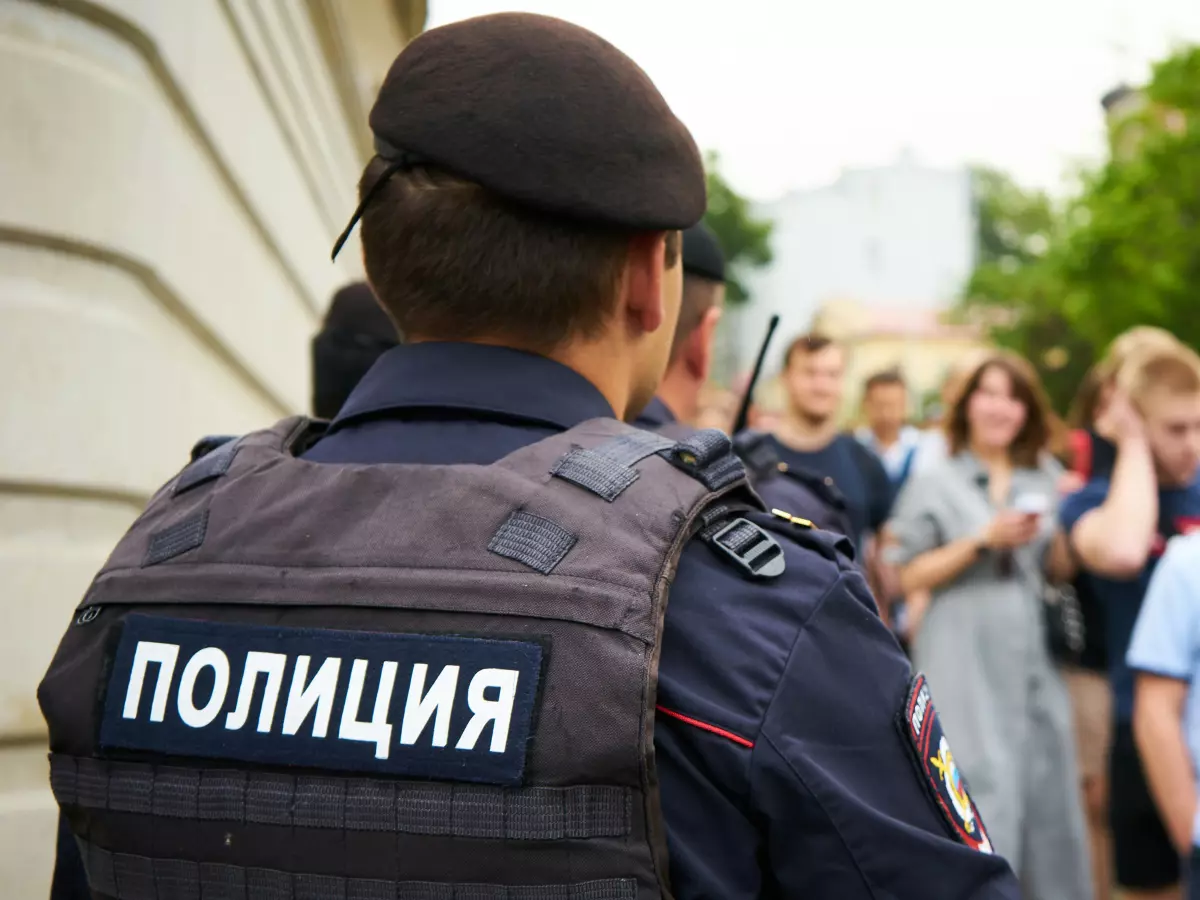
<box><xmin>144</xmin><ymin>510</ymin><xmax>209</xmax><ymax>566</ymax></box>
<box><xmin>51</xmin><ymin>755</ymin><xmax>630</xmax><ymax>841</ymax></box>
<box><xmin>487</xmin><ymin>511</ymin><xmax>578</xmax><ymax>575</ymax></box>
<box><xmin>551</xmin><ymin>449</ymin><xmax>640</xmax><ymax>502</ymax></box>
<box><xmin>660</xmin><ymin>430</ymin><xmax>745</xmax><ymax>490</ymax></box>
<box><xmin>175</xmin><ymin>439</ymin><xmax>240</xmax><ymax>495</ymax></box>
<box><xmin>75</xmin><ymin>838</ymin><xmax>637</xmax><ymax>900</ymax></box>
<box><xmin>550</xmin><ymin>431</ymin><xmax>676</xmax><ymax>502</ymax></box>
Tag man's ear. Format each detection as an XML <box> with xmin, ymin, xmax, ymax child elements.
<box><xmin>622</xmin><ymin>232</ymin><xmax>669</xmax><ymax>335</ymax></box>
<box><xmin>684</xmin><ymin>304</ymin><xmax>723</xmax><ymax>381</ymax></box>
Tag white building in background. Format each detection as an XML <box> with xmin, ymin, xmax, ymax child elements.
<box><xmin>717</xmin><ymin>152</ymin><xmax>976</xmax><ymax>383</ymax></box>
<box><xmin>0</xmin><ymin>0</ymin><xmax>423</xmax><ymax>891</ymax></box>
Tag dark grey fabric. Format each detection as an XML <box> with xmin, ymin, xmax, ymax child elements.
<box><xmin>43</xmin><ymin>417</ymin><xmax>756</xmax><ymax>899</ymax></box>
<box><xmin>54</xmin><ymin>755</ymin><xmax>632</xmax><ymax>840</ymax></box>
<box><xmin>76</xmin><ymin>840</ymin><xmax>637</xmax><ymax>900</ymax></box>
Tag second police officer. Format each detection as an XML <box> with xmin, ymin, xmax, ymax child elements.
<box><xmin>636</xmin><ymin>222</ymin><xmax>857</xmax><ymax>538</ymax></box>
<box><xmin>41</xmin><ymin>14</ymin><xmax>1021</xmax><ymax>899</ymax></box>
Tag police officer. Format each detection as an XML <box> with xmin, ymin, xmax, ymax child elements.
<box><xmin>637</xmin><ymin>223</ymin><xmax>856</xmax><ymax>537</ymax></box>
<box><xmin>41</xmin><ymin>13</ymin><xmax>1020</xmax><ymax>899</ymax></box>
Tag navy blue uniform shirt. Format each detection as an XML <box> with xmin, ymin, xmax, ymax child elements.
<box><xmin>766</xmin><ymin>434</ymin><xmax>893</xmax><ymax>551</ymax></box>
<box><xmin>312</xmin><ymin>343</ymin><xmax>1018</xmax><ymax>898</ymax></box>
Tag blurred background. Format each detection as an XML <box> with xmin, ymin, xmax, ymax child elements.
<box><xmin>3</xmin><ymin>0</ymin><xmax>1200</xmax><ymax>893</ymax></box>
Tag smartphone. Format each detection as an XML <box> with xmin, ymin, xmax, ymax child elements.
<box><xmin>1012</xmin><ymin>493</ymin><xmax>1049</xmax><ymax>517</ymax></box>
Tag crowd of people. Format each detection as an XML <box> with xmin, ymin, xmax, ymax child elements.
<box><xmin>727</xmin><ymin>324</ymin><xmax>1200</xmax><ymax>900</ymax></box>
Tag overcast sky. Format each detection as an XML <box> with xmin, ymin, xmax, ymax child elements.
<box><xmin>427</xmin><ymin>0</ymin><xmax>1200</xmax><ymax>202</ymax></box>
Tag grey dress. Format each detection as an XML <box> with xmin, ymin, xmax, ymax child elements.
<box><xmin>890</xmin><ymin>452</ymin><xmax>1091</xmax><ymax>899</ymax></box>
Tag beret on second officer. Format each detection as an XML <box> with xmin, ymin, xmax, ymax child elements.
<box><xmin>682</xmin><ymin>223</ymin><xmax>726</xmax><ymax>283</ymax></box>
<box><xmin>334</xmin><ymin>13</ymin><xmax>707</xmax><ymax>257</ymax></box>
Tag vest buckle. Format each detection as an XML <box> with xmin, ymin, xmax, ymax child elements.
<box><xmin>705</xmin><ymin>517</ymin><xmax>786</xmax><ymax>579</ymax></box>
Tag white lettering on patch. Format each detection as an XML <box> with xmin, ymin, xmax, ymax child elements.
<box><xmin>400</xmin><ymin>663</ymin><xmax>460</xmax><ymax>748</ymax></box>
<box><xmin>338</xmin><ymin>659</ymin><xmax>398</xmax><ymax>759</ymax></box>
<box><xmin>177</xmin><ymin>647</ymin><xmax>230</xmax><ymax>728</ymax></box>
<box><xmin>122</xmin><ymin>641</ymin><xmax>180</xmax><ymax>722</ymax></box>
<box><xmin>225</xmin><ymin>651</ymin><xmax>287</xmax><ymax>732</ymax></box>
<box><xmin>282</xmin><ymin>655</ymin><xmax>342</xmax><ymax>739</ymax></box>
<box><xmin>456</xmin><ymin>668</ymin><xmax>520</xmax><ymax>753</ymax></box>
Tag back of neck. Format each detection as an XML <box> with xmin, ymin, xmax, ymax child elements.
<box><xmin>654</xmin><ymin>369</ymin><xmax>697</xmax><ymax>424</ymax></box>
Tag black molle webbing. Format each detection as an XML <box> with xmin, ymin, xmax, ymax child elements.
<box><xmin>662</xmin><ymin>429</ymin><xmax>746</xmax><ymax>491</ymax></box>
<box><xmin>591</xmin><ymin>431</ymin><xmax>675</xmax><ymax>467</ymax></box>
<box><xmin>551</xmin><ymin>449</ymin><xmax>639</xmax><ymax>502</ymax></box>
<box><xmin>174</xmin><ymin>440</ymin><xmax>239</xmax><ymax>495</ymax></box>
<box><xmin>671</xmin><ymin>429</ymin><xmax>730</xmax><ymax>466</ymax></box>
<box><xmin>144</xmin><ymin>510</ymin><xmax>209</xmax><ymax>566</ymax></box>
<box><xmin>487</xmin><ymin>511</ymin><xmax>577</xmax><ymax>575</ymax></box>
<box><xmin>75</xmin><ymin>839</ymin><xmax>638</xmax><ymax>900</ymax></box>
<box><xmin>551</xmin><ymin>431</ymin><xmax>682</xmax><ymax>501</ymax></box>
<box><xmin>50</xmin><ymin>755</ymin><xmax>631</xmax><ymax>840</ymax></box>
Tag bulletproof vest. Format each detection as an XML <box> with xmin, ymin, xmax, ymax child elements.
<box><xmin>652</xmin><ymin>424</ymin><xmax>853</xmax><ymax>539</ymax></box>
<box><xmin>39</xmin><ymin>416</ymin><xmax>773</xmax><ymax>900</ymax></box>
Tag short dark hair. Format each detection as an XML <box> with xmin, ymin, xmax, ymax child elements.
<box><xmin>784</xmin><ymin>332</ymin><xmax>838</xmax><ymax>369</ymax></box>
<box><xmin>669</xmin><ymin>273</ymin><xmax>722</xmax><ymax>362</ymax></box>
<box><xmin>359</xmin><ymin>160</ymin><xmax>681</xmax><ymax>350</ymax></box>
<box><xmin>947</xmin><ymin>352</ymin><xmax>1055</xmax><ymax>468</ymax></box>
<box><xmin>864</xmin><ymin>368</ymin><xmax>906</xmax><ymax>394</ymax></box>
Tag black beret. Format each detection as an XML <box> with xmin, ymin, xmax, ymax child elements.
<box><xmin>312</xmin><ymin>283</ymin><xmax>400</xmax><ymax>420</ymax></box>
<box><xmin>320</xmin><ymin>282</ymin><xmax>397</xmax><ymax>343</ymax></box>
<box><xmin>683</xmin><ymin>223</ymin><xmax>725</xmax><ymax>283</ymax></box>
<box><xmin>368</xmin><ymin>13</ymin><xmax>705</xmax><ymax>230</ymax></box>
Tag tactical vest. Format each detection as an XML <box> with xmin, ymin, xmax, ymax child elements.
<box><xmin>653</xmin><ymin>423</ymin><xmax>854</xmax><ymax>541</ymax></box>
<box><xmin>39</xmin><ymin>416</ymin><xmax>777</xmax><ymax>900</ymax></box>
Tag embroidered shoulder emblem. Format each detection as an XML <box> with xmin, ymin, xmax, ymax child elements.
<box><xmin>896</xmin><ymin>673</ymin><xmax>993</xmax><ymax>854</ymax></box>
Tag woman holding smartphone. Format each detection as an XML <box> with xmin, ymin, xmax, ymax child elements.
<box><xmin>887</xmin><ymin>351</ymin><xmax>1091</xmax><ymax>900</ymax></box>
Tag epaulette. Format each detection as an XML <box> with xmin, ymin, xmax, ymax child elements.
<box><xmin>767</xmin><ymin>508</ymin><xmax>857</xmax><ymax>565</ymax></box>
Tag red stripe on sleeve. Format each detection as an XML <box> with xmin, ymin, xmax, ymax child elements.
<box><xmin>655</xmin><ymin>705</ymin><xmax>755</xmax><ymax>749</ymax></box>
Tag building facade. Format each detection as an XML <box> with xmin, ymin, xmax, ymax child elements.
<box><xmin>716</xmin><ymin>153</ymin><xmax>975</xmax><ymax>386</ymax></box>
<box><xmin>0</xmin><ymin>0</ymin><xmax>423</xmax><ymax>890</ymax></box>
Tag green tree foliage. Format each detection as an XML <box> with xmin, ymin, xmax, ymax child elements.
<box><xmin>1056</xmin><ymin>47</ymin><xmax>1200</xmax><ymax>350</ymax></box>
<box><xmin>957</xmin><ymin>168</ymin><xmax>1095</xmax><ymax>412</ymax></box>
<box><xmin>703</xmin><ymin>152</ymin><xmax>774</xmax><ymax>305</ymax></box>
<box><xmin>958</xmin><ymin>44</ymin><xmax>1200</xmax><ymax>412</ymax></box>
